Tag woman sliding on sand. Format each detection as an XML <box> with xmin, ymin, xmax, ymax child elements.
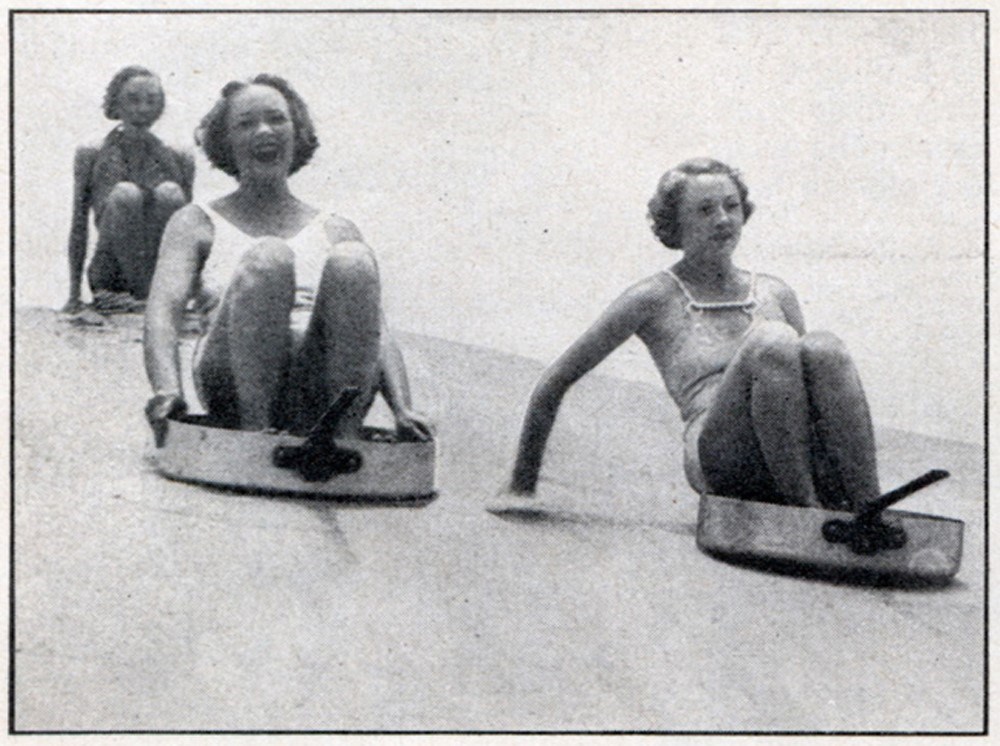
<box><xmin>504</xmin><ymin>158</ymin><xmax>880</xmax><ymax>510</ymax></box>
<box><xmin>64</xmin><ymin>66</ymin><xmax>193</xmax><ymax>314</ymax></box>
<box><xmin>144</xmin><ymin>74</ymin><xmax>431</xmax><ymax>442</ymax></box>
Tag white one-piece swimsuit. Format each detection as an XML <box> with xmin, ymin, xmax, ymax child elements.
<box><xmin>192</xmin><ymin>201</ymin><xmax>333</xmax><ymax>335</ymax></box>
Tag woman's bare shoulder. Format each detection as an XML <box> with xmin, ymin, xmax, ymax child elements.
<box><xmin>633</xmin><ymin>271</ymin><xmax>685</xmax><ymax>300</ymax></box>
<box><xmin>168</xmin><ymin>203</ymin><xmax>215</xmax><ymax>241</ymax></box>
<box><xmin>755</xmin><ymin>271</ymin><xmax>805</xmax><ymax>329</ymax></box>
<box><xmin>77</xmin><ymin>129</ymin><xmax>118</xmax><ymax>155</ymax></box>
<box><xmin>172</xmin><ymin>145</ymin><xmax>195</xmax><ymax>167</ymax></box>
<box><xmin>620</xmin><ymin>273</ymin><xmax>677</xmax><ymax>314</ymax></box>
<box><xmin>756</xmin><ymin>271</ymin><xmax>798</xmax><ymax>299</ymax></box>
<box><xmin>74</xmin><ymin>142</ymin><xmax>102</xmax><ymax>163</ymax></box>
<box><xmin>322</xmin><ymin>213</ymin><xmax>364</xmax><ymax>245</ymax></box>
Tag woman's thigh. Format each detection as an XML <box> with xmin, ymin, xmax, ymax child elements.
<box><xmin>192</xmin><ymin>313</ymin><xmax>240</xmax><ymax>428</ymax></box>
<box><xmin>278</xmin><ymin>319</ymin><xmax>378</xmax><ymax>433</ymax></box>
<box><xmin>697</xmin><ymin>333</ymin><xmax>782</xmax><ymax>500</ymax></box>
<box><xmin>191</xmin><ymin>241</ymin><xmax>294</xmax><ymax>426</ymax></box>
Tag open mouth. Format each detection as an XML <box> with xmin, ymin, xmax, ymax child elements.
<box><xmin>250</xmin><ymin>143</ymin><xmax>282</xmax><ymax>164</ymax></box>
<box><xmin>127</xmin><ymin>114</ymin><xmax>156</xmax><ymax>127</ymax></box>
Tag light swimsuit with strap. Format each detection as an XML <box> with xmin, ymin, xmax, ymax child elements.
<box><xmin>190</xmin><ymin>201</ymin><xmax>337</xmax><ymax>399</ymax></box>
<box><xmin>656</xmin><ymin>268</ymin><xmax>770</xmax><ymax>494</ymax></box>
<box><xmin>192</xmin><ymin>201</ymin><xmax>332</xmax><ymax>336</ymax></box>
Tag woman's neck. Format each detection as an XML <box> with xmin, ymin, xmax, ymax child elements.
<box><xmin>672</xmin><ymin>256</ymin><xmax>739</xmax><ymax>289</ymax></box>
<box><xmin>115</xmin><ymin>123</ymin><xmax>154</xmax><ymax>143</ymax></box>
<box><xmin>215</xmin><ymin>179</ymin><xmax>313</xmax><ymax>238</ymax></box>
<box><xmin>231</xmin><ymin>179</ymin><xmax>295</xmax><ymax>213</ymax></box>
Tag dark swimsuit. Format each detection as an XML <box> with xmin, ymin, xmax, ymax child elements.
<box><xmin>89</xmin><ymin>125</ymin><xmax>187</xmax><ymax>220</ymax></box>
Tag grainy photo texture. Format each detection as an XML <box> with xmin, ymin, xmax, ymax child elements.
<box><xmin>9</xmin><ymin>8</ymin><xmax>987</xmax><ymax>735</ymax></box>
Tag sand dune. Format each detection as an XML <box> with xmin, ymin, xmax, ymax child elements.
<box><xmin>12</xmin><ymin>307</ymin><xmax>984</xmax><ymax>733</ymax></box>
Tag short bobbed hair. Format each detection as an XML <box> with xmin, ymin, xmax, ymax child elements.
<box><xmin>103</xmin><ymin>65</ymin><xmax>164</xmax><ymax>122</ymax></box>
<box><xmin>647</xmin><ymin>158</ymin><xmax>754</xmax><ymax>249</ymax></box>
<box><xmin>196</xmin><ymin>74</ymin><xmax>319</xmax><ymax>178</ymax></box>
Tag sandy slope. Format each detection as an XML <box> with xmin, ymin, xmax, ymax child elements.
<box><xmin>12</xmin><ymin>308</ymin><xmax>985</xmax><ymax>732</ymax></box>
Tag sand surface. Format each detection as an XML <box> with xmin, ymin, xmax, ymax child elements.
<box><xmin>12</xmin><ymin>307</ymin><xmax>985</xmax><ymax>733</ymax></box>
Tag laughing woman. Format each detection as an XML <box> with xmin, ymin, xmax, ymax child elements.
<box><xmin>505</xmin><ymin>158</ymin><xmax>880</xmax><ymax>510</ymax></box>
<box><xmin>143</xmin><ymin>74</ymin><xmax>431</xmax><ymax>441</ymax></box>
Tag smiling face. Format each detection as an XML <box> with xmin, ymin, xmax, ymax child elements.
<box><xmin>677</xmin><ymin>173</ymin><xmax>744</xmax><ymax>258</ymax></box>
<box><xmin>225</xmin><ymin>84</ymin><xmax>295</xmax><ymax>180</ymax></box>
<box><xmin>117</xmin><ymin>75</ymin><xmax>163</xmax><ymax>129</ymax></box>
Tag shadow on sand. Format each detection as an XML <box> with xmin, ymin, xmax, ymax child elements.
<box><xmin>487</xmin><ymin>504</ymin><xmax>696</xmax><ymax>537</ymax></box>
<box><xmin>182</xmin><ymin>480</ymin><xmax>438</xmax><ymax>509</ymax></box>
<box><xmin>700</xmin><ymin>549</ymin><xmax>965</xmax><ymax>591</ymax></box>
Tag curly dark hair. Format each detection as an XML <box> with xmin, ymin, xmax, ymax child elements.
<box><xmin>103</xmin><ymin>65</ymin><xmax>164</xmax><ymax>121</ymax></box>
<box><xmin>647</xmin><ymin>158</ymin><xmax>754</xmax><ymax>249</ymax></box>
<box><xmin>195</xmin><ymin>74</ymin><xmax>319</xmax><ymax>178</ymax></box>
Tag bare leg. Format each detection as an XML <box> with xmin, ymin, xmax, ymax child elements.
<box><xmin>89</xmin><ymin>182</ymin><xmax>145</xmax><ymax>296</ymax></box>
<box><xmin>699</xmin><ymin>321</ymin><xmax>820</xmax><ymax>506</ymax></box>
<box><xmin>137</xmin><ymin>181</ymin><xmax>188</xmax><ymax>298</ymax></box>
<box><xmin>801</xmin><ymin>331</ymin><xmax>880</xmax><ymax>509</ymax></box>
<box><xmin>194</xmin><ymin>239</ymin><xmax>295</xmax><ymax>430</ymax></box>
<box><xmin>283</xmin><ymin>241</ymin><xmax>382</xmax><ymax>436</ymax></box>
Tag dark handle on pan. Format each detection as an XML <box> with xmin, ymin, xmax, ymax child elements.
<box><xmin>271</xmin><ymin>387</ymin><xmax>365</xmax><ymax>482</ymax></box>
<box><xmin>856</xmin><ymin>469</ymin><xmax>950</xmax><ymax>521</ymax></box>
<box><xmin>822</xmin><ymin>469</ymin><xmax>950</xmax><ymax>556</ymax></box>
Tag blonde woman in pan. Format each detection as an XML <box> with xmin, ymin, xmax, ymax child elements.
<box><xmin>504</xmin><ymin>158</ymin><xmax>879</xmax><ymax>511</ymax></box>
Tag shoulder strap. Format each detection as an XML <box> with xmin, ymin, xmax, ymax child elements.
<box><xmin>194</xmin><ymin>201</ymin><xmax>253</xmax><ymax>240</ymax></box>
<box><xmin>664</xmin><ymin>267</ymin><xmax>757</xmax><ymax>312</ymax></box>
<box><xmin>193</xmin><ymin>200</ymin><xmax>219</xmax><ymax>221</ymax></box>
<box><xmin>662</xmin><ymin>268</ymin><xmax>697</xmax><ymax>307</ymax></box>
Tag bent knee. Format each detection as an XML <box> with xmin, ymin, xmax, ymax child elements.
<box><xmin>745</xmin><ymin>321</ymin><xmax>801</xmax><ymax>369</ymax></box>
<box><xmin>105</xmin><ymin>182</ymin><xmax>144</xmax><ymax>210</ymax></box>
<box><xmin>321</xmin><ymin>240</ymin><xmax>378</xmax><ymax>283</ymax></box>
<box><xmin>801</xmin><ymin>330</ymin><xmax>852</xmax><ymax>371</ymax></box>
<box><xmin>234</xmin><ymin>238</ymin><xmax>295</xmax><ymax>278</ymax></box>
<box><xmin>152</xmin><ymin>181</ymin><xmax>187</xmax><ymax>207</ymax></box>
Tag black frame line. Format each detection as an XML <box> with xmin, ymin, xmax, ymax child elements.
<box><xmin>3</xmin><ymin>6</ymin><xmax>996</xmax><ymax>13</ymax></box>
<box><xmin>6</xmin><ymin>6</ymin><xmax>990</xmax><ymax>737</ymax></box>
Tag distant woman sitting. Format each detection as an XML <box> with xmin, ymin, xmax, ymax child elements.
<box><xmin>63</xmin><ymin>65</ymin><xmax>194</xmax><ymax>313</ymax></box>
<box><xmin>144</xmin><ymin>74</ymin><xmax>431</xmax><ymax>442</ymax></box>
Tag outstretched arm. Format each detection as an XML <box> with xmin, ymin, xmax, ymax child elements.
<box><xmin>379</xmin><ymin>315</ymin><xmax>433</xmax><ymax>441</ymax></box>
<box><xmin>143</xmin><ymin>205</ymin><xmax>210</xmax><ymax>427</ymax></box>
<box><xmin>509</xmin><ymin>282</ymin><xmax>661</xmax><ymax>494</ymax></box>
<box><xmin>63</xmin><ymin>147</ymin><xmax>96</xmax><ymax>312</ymax></box>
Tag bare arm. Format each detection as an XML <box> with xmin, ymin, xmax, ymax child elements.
<box><xmin>509</xmin><ymin>281</ymin><xmax>662</xmax><ymax>493</ymax></box>
<box><xmin>64</xmin><ymin>147</ymin><xmax>96</xmax><ymax>311</ymax></box>
<box><xmin>775</xmin><ymin>281</ymin><xmax>806</xmax><ymax>335</ymax></box>
<box><xmin>378</xmin><ymin>316</ymin><xmax>432</xmax><ymax>441</ymax></box>
<box><xmin>379</xmin><ymin>314</ymin><xmax>412</xmax><ymax>413</ymax></box>
<box><xmin>323</xmin><ymin>214</ymin><xmax>432</xmax><ymax>441</ymax></box>
<box><xmin>177</xmin><ymin>149</ymin><xmax>196</xmax><ymax>202</ymax></box>
<box><xmin>143</xmin><ymin>204</ymin><xmax>211</xmax><ymax>399</ymax></box>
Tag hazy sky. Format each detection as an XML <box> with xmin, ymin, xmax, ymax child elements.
<box><xmin>12</xmin><ymin>11</ymin><xmax>985</xmax><ymax>442</ymax></box>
